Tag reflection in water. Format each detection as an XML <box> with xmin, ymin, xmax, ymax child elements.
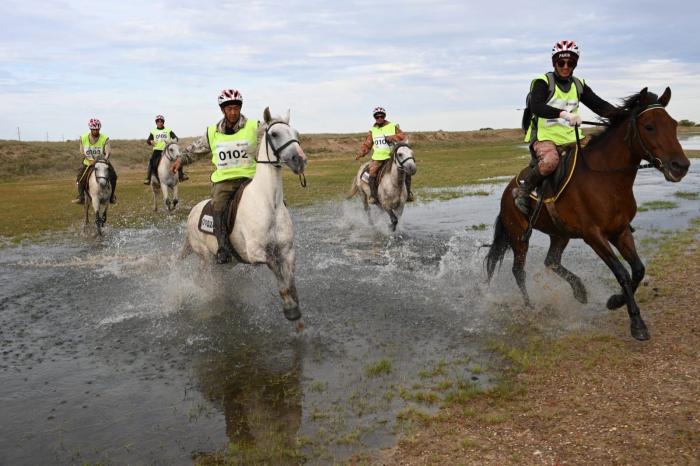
<box><xmin>191</xmin><ymin>316</ymin><xmax>303</xmax><ymax>464</ymax></box>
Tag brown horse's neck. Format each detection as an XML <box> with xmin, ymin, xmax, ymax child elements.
<box><xmin>580</xmin><ymin>119</ymin><xmax>642</xmax><ymax>184</ymax></box>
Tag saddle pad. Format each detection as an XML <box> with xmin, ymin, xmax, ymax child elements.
<box><xmin>360</xmin><ymin>159</ymin><xmax>391</xmax><ymax>184</ymax></box>
<box><xmin>197</xmin><ymin>179</ymin><xmax>252</xmax><ymax>236</ymax></box>
<box><xmin>530</xmin><ymin>144</ymin><xmax>578</xmax><ymax>204</ymax></box>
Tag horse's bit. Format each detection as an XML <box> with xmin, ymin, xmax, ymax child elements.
<box><xmin>256</xmin><ymin>121</ymin><xmax>306</xmax><ymax>187</ymax></box>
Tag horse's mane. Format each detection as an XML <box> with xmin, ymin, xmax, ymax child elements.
<box><xmin>585</xmin><ymin>91</ymin><xmax>661</xmax><ymax>150</ymax></box>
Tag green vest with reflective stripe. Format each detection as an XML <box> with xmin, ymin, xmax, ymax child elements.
<box><xmin>370</xmin><ymin>122</ymin><xmax>397</xmax><ymax>161</ymax></box>
<box><xmin>525</xmin><ymin>74</ymin><xmax>585</xmax><ymax>145</ymax></box>
<box><xmin>208</xmin><ymin>119</ymin><xmax>259</xmax><ymax>183</ymax></box>
<box><xmin>81</xmin><ymin>132</ymin><xmax>108</xmax><ymax>166</ymax></box>
<box><xmin>150</xmin><ymin>127</ymin><xmax>171</xmax><ymax>151</ymax></box>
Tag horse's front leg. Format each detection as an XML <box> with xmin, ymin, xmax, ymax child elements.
<box><xmin>386</xmin><ymin>208</ymin><xmax>398</xmax><ymax>232</ymax></box>
<box><xmin>607</xmin><ymin>226</ymin><xmax>645</xmax><ymax>310</ymax></box>
<box><xmin>266</xmin><ymin>245</ymin><xmax>301</xmax><ymax>321</ymax></box>
<box><xmin>544</xmin><ymin>235</ymin><xmax>587</xmax><ymax>303</ymax></box>
<box><xmin>584</xmin><ymin>232</ymin><xmax>649</xmax><ymax>341</ymax></box>
<box><xmin>172</xmin><ymin>184</ymin><xmax>179</xmax><ymax>210</ymax></box>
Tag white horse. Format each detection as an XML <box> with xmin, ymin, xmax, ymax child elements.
<box><xmin>84</xmin><ymin>157</ymin><xmax>113</xmax><ymax>236</ymax></box>
<box><xmin>349</xmin><ymin>142</ymin><xmax>417</xmax><ymax>231</ymax></box>
<box><xmin>151</xmin><ymin>140</ymin><xmax>181</xmax><ymax>212</ymax></box>
<box><xmin>182</xmin><ymin>107</ymin><xmax>308</xmax><ymax>321</ymax></box>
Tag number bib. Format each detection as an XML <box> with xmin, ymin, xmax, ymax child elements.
<box><xmin>214</xmin><ymin>140</ymin><xmax>252</xmax><ymax>170</ymax></box>
<box><xmin>373</xmin><ymin>136</ymin><xmax>388</xmax><ymax>148</ymax></box>
<box><xmin>154</xmin><ymin>132</ymin><xmax>168</xmax><ymax>142</ymax></box>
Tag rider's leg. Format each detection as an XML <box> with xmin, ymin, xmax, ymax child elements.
<box><xmin>405</xmin><ymin>174</ymin><xmax>414</xmax><ymax>202</ymax></box>
<box><xmin>144</xmin><ymin>150</ymin><xmax>161</xmax><ymax>184</ymax></box>
<box><xmin>108</xmin><ymin>163</ymin><xmax>118</xmax><ymax>204</ymax></box>
<box><xmin>211</xmin><ymin>179</ymin><xmax>241</xmax><ymax>264</ymax></box>
<box><xmin>368</xmin><ymin>160</ymin><xmax>381</xmax><ymax>204</ymax></box>
<box><xmin>513</xmin><ymin>141</ymin><xmax>558</xmax><ymax>215</ymax></box>
<box><xmin>178</xmin><ymin>165</ymin><xmax>188</xmax><ymax>182</ymax></box>
<box><xmin>72</xmin><ymin>165</ymin><xmax>86</xmax><ymax>204</ymax></box>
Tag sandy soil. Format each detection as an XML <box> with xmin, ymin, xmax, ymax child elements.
<box><xmin>377</xmin><ymin>238</ymin><xmax>700</xmax><ymax>465</ymax></box>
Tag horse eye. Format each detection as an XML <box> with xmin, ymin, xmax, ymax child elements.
<box><xmin>271</xmin><ymin>131</ymin><xmax>278</xmax><ymax>138</ymax></box>
<box><xmin>644</xmin><ymin>124</ymin><xmax>654</xmax><ymax>132</ymax></box>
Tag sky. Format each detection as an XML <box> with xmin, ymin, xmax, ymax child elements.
<box><xmin>1</xmin><ymin>0</ymin><xmax>699</xmax><ymax>141</ymax></box>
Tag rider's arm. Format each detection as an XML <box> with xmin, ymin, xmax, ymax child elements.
<box><xmin>386</xmin><ymin>124</ymin><xmax>406</xmax><ymax>143</ymax></box>
<box><xmin>356</xmin><ymin>131</ymin><xmax>373</xmax><ymax>158</ymax></box>
<box><xmin>178</xmin><ymin>132</ymin><xmax>210</xmax><ymax>165</ymax></box>
<box><xmin>103</xmin><ymin>138</ymin><xmax>111</xmax><ymax>159</ymax></box>
<box><xmin>146</xmin><ymin>133</ymin><xmax>154</xmax><ymax>146</ymax></box>
<box><xmin>169</xmin><ymin>130</ymin><xmax>179</xmax><ymax>142</ymax></box>
<box><xmin>580</xmin><ymin>84</ymin><xmax>617</xmax><ymax>118</ymax></box>
<box><xmin>78</xmin><ymin>140</ymin><xmax>85</xmax><ymax>158</ymax></box>
<box><xmin>529</xmin><ymin>80</ymin><xmax>563</xmax><ymax>119</ymax></box>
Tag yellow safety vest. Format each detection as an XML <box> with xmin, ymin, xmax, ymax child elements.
<box><xmin>370</xmin><ymin>122</ymin><xmax>397</xmax><ymax>161</ymax></box>
<box><xmin>81</xmin><ymin>132</ymin><xmax>108</xmax><ymax>166</ymax></box>
<box><xmin>208</xmin><ymin>119</ymin><xmax>259</xmax><ymax>183</ymax></box>
<box><xmin>525</xmin><ymin>74</ymin><xmax>585</xmax><ymax>145</ymax></box>
<box><xmin>150</xmin><ymin>127</ymin><xmax>171</xmax><ymax>151</ymax></box>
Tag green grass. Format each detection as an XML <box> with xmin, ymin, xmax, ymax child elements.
<box><xmin>364</xmin><ymin>359</ymin><xmax>392</xmax><ymax>377</ymax></box>
<box><xmin>674</xmin><ymin>191</ymin><xmax>700</xmax><ymax>200</ymax></box>
<box><xmin>637</xmin><ymin>200</ymin><xmax>679</xmax><ymax>212</ymax></box>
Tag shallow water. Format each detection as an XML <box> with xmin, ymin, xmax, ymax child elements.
<box><xmin>1</xmin><ymin>156</ymin><xmax>698</xmax><ymax>464</ymax></box>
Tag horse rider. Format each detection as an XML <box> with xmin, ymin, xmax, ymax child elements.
<box><xmin>515</xmin><ymin>40</ymin><xmax>617</xmax><ymax>215</ymax></box>
<box><xmin>355</xmin><ymin>106</ymin><xmax>413</xmax><ymax>204</ymax></box>
<box><xmin>72</xmin><ymin>118</ymin><xmax>118</xmax><ymax>204</ymax></box>
<box><xmin>171</xmin><ymin>89</ymin><xmax>258</xmax><ymax>264</ymax></box>
<box><xmin>143</xmin><ymin>114</ymin><xmax>188</xmax><ymax>184</ymax></box>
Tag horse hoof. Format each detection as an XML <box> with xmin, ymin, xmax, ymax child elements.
<box><xmin>606</xmin><ymin>294</ymin><xmax>626</xmax><ymax>310</ymax></box>
<box><xmin>573</xmin><ymin>286</ymin><xmax>588</xmax><ymax>304</ymax></box>
<box><xmin>283</xmin><ymin>306</ymin><xmax>301</xmax><ymax>321</ymax></box>
<box><xmin>631</xmin><ymin>320</ymin><xmax>650</xmax><ymax>341</ymax></box>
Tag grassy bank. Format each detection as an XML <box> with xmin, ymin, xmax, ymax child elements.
<box><xmin>377</xmin><ymin>218</ymin><xmax>700</xmax><ymax>465</ymax></box>
<box><xmin>0</xmin><ymin>129</ymin><xmax>528</xmax><ymax>240</ymax></box>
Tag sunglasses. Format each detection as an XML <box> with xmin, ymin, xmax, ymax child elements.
<box><xmin>556</xmin><ymin>59</ymin><xmax>576</xmax><ymax>68</ymax></box>
<box><xmin>374</xmin><ymin>114</ymin><xmax>386</xmax><ymax>119</ymax></box>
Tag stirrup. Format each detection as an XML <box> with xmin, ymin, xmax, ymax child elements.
<box><xmin>71</xmin><ymin>197</ymin><xmax>84</xmax><ymax>205</ymax></box>
<box><xmin>216</xmin><ymin>247</ymin><xmax>232</xmax><ymax>264</ymax></box>
<box><xmin>179</xmin><ymin>173</ymin><xmax>189</xmax><ymax>181</ymax></box>
<box><xmin>143</xmin><ymin>178</ymin><xmax>151</xmax><ymax>185</ymax></box>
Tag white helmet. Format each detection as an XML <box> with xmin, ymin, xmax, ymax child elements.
<box><xmin>551</xmin><ymin>40</ymin><xmax>580</xmax><ymax>60</ymax></box>
<box><xmin>372</xmin><ymin>106</ymin><xmax>386</xmax><ymax>117</ymax></box>
<box><xmin>218</xmin><ymin>89</ymin><xmax>243</xmax><ymax>107</ymax></box>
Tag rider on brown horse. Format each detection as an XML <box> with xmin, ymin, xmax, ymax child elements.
<box><xmin>355</xmin><ymin>107</ymin><xmax>413</xmax><ymax>203</ymax></box>
<box><xmin>515</xmin><ymin>40</ymin><xmax>617</xmax><ymax>215</ymax></box>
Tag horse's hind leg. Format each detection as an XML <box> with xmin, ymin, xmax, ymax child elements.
<box><xmin>266</xmin><ymin>246</ymin><xmax>301</xmax><ymax>321</ymax></box>
<box><xmin>544</xmin><ymin>235</ymin><xmax>587</xmax><ymax>303</ymax></box>
<box><xmin>607</xmin><ymin>227</ymin><xmax>645</xmax><ymax>310</ymax></box>
<box><xmin>585</xmin><ymin>233</ymin><xmax>648</xmax><ymax>341</ymax></box>
<box><xmin>387</xmin><ymin>209</ymin><xmax>398</xmax><ymax>232</ymax></box>
<box><xmin>511</xmin><ymin>238</ymin><xmax>532</xmax><ymax>307</ymax></box>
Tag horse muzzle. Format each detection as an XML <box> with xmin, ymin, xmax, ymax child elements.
<box><xmin>286</xmin><ymin>148</ymin><xmax>308</xmax><ymax>175</ymax></box>
<box><xmin>662</xmin><ymin>156</ymin><xmax>690</xmax><ymax>182</ymax></box>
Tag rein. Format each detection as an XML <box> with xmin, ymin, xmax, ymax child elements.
<box><xmin>575</xmin><ymin>106</ymin><xmax>665</xmax><ymax>173</ymax></box>
<box><xmin>256</xmin><ymin>121</ymin><xmax>307</xmax><ymax>187</ymax></box>
<box><xmin>392</xmin><ymin>142</ymin><xmax>415</xmax><ymax>171</ymax></box>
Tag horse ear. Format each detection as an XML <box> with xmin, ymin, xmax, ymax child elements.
<box><xmin>639</xmin><ymin>87</ymin><xmax>649</xmax><ymax>106</ymax></box>
<box><xmin>659</xmin><ymin>87</ymin><xmax>671</xmax><ymax>107</ymax></box>
<box><xmin>263</xmin><ymin>107</ymin><xmax>272</xmax><ymax>124</ymax></box>
<box><xmin>284</xmin><ymin>108</ymin><xmax>290</xmax><ymax>124</ymax></box>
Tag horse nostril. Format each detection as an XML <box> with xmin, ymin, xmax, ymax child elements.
<box><xmin>671</xmin><ymin>160</ymin><xmax>689</xmax><ymax>174</ymax></box>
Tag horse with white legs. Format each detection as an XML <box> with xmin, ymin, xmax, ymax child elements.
<box><xmin>182</xmin><ymin>107</ymin><xmax>308</xmax><ymax>321</ymax></box>
<box><xmin>151</xmin><ymin>140</ymin><xmax>181</xmax><ymax>212</ymax></box>
<box><xmin>349</xmin><ymin>142</ymin><xmax>417</xmax><ymax>231</ymax></box>
<box><xmin>84</xmin><ymin>157</ymin><xmax>113</xmax><ymax>236</ymax></box>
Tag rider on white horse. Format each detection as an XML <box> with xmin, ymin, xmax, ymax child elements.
<box><xmin>72</xmin><ymin>118</ymin><xmax>117</xmax><ymax>205</ymax></box>
<box><xmin>355</xmin><ymin>107</ymin><xmax>413</xmax><ymax>203</ymax></box>
<box><xmin>172</xmin><ymin>89</ymin><xmax>259</xmax><ymax>264</ymax></box>
<box><xmin>143</xmin><ymin>114</ymin><xmax>187</xmax><ymax>185</ymax></box>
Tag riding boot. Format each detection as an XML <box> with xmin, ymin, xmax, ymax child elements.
<box><xmin>109</xmin><ymin>167</ymin><xmax>118</xmax><ymax>204</ymax></box>
<box><xmin>213</xmin><ymin>210</ymin><xmax>233</xmax><ymax>264</ymax></box>
<box><xmin>143</xmin><ymin>161</ymin><xmax>152</xmax><ymax>184</ymax></box>
<box><xmin>513</xmin><ymin>165</ymin><xmax>543</xmax><ymax>215</ymax></box>
<box><xmin>72</xmin><ymin>184</ymin><xmax>85</xmax><ymax>204</ymax></box>
<box><xmin>178</xmin><ymin>166</ymin><xmax>189</xmax><ymax>182</ymax></box>
<box><xmin>405</xmin><ymin>175</ymin><xmax>415</xmax><ymax>202</ymax></box>
<box><xmin>368</xmin><ymin>175</ymin><xmax>379</xmax><ymax>204</ymax></box>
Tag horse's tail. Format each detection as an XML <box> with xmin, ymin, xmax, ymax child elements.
<box><xmin>347</xmin><ymin>176</ymin><xmax>359</xmax><ymax>199</ymax></box>
<box><xmin>485</xmin><ymin>214</ymin><xmax>510</xmax><ymax>282</ymax></box>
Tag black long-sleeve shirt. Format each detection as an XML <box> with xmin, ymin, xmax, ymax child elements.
<box><xmin>530</xmin><ymin>74</ymin><xmax>616</xmax><ymax>119</ymax></box>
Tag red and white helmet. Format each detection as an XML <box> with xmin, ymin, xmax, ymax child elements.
<box><xmin>372</xmin><ymin>106</ymin><xmax>386</xmax><ymax>116</ymax></box>
<box><xmin>155</xmin><ymin>114</ymin><xmax>165</xmax><ymax>122</ymax></box>
<box><xmin>218</xmin><ymin>89</ymin><xmax>243</xmax><ymax>107</ymax></box>
<box><xmin>551</xmin><ymin>40</ymin><xmax>580</xmax><ymax>60</ymax></box>
<box><xmin>88</xmin><ymin>118</ymin><xmax>101</xmax><ymax>129</ymax></box>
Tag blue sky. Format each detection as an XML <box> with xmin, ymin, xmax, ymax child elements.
<box><xmin>1</xmin><ymin>0</ymin><xmax>699</xmax><ymax>140</ymax></box>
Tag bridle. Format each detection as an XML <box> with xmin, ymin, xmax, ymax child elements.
<box><xmin>255</xmin><ymin>120</ymin><xmax>306</xmax><ymax>187</ymax></box>
<box><xmin>163</xmin><ymin>141</ymin><xmax>179</xmax><ymax>162</ymax></box>
<box><xmin>93</xmin><ymin>159</ymin><xmax>111</xmax><ymax>182</ymax></box>
<box><xmin>576</xmin><ymin>104</ymin><xmax>667</xmax><ymax>173</ymax></box>
<box><xmin>392</xmin><ymin>142</ymin><xmax>415</xmax><ymax>171</ymax></box>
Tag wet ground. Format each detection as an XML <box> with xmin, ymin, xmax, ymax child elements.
<box><xmin>1</xmin><ymin>150</ymin><xmax>698</xmax><ymax>464</ymax></box>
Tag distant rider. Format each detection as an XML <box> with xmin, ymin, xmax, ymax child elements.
<box><xmin>143</xmin><ymin>114</ymin><xmax>187</xmax><ymax>184</ymax></box>
<box><xmin>515</xmin><ymin>40</ymin><xmax>617</xmax><ymax>215</ymax></box>
<box><xmin>72</xmin><ymin>118</ymin><xmax>117</xmax><ymax>204</ymax></box>
<box><xmin>172</xmin><ymin>89</ymin><xmax>259</xmax><ymax>264</ymax></box>
<box><xmin>355</xmin><ymin>107</ymin><xmax>412</xmax><ymax>203</ymax></box>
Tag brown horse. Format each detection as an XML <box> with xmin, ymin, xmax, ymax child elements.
<box><xmin>485</xmin><ymin>87</ymin><xmax>690</xmax><ymax>341</ymax></box>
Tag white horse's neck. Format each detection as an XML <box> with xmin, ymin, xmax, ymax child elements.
<box><xmin>249</xmin><ymin>132</ymin><xmax>284</xmax><ymax>207</ymax></box>
<box><xmin>388</xmin><ymin>158</ymin><xmax>405</xmax><ymax>188</ymax></box>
